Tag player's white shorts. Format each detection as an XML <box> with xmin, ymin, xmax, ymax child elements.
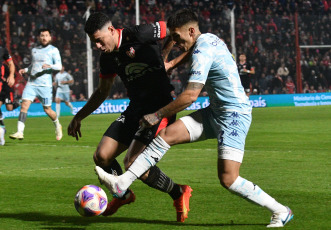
<box><xmin>56</xmin><ymin>91</ymin><xmax>70</xmax><ymax>102</ymax></box>
<box><xmin>22</xmin><ymin>84</ymin><xmax>53</xmax><ymax>106</ymax></box>
<box><xmin>180</xmin><ymin>107</ymin><xmax>252</xmax><ymax>163</ymax></box>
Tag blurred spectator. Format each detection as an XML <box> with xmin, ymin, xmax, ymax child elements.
<box><xmin>277</xmin><ymin>63</ymin><xmax>290</xmax><ymax>83</ymax></box>
<box><xmin>285</xmin><ymin>76</ymin><xmax>296</xmax><ymax>94</ymax></box>
<box><xmin>1</xmin><ymin>0</ymin><xmax>330</xmax><ymax>101</ymax></box>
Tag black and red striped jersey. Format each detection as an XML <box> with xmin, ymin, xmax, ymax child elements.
<box><xmin>0</xmin><ymin>46</ymin><xmax>12</xmax><ymax>65</ymax></box>
<box><xmin>0</xmin><ymin>64</ymin><xmax>11</xmax><ymax>92</ymax></box>
<box><xmin>99</xmin><ymin>22</ymin><xmax>173</xmax><ymax>110</ymax></box>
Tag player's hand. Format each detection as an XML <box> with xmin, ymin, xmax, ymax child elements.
<box><xmin>68</xmin><ymin>118</ymin><xmax>82</xmax><ymax>141</ymax></box>
<box><xmin>42</xmin><ymin>64</ymin><xmax>51</xmax><ymax>69</ymax></box>
<box><xmin>19</xmin><ymin>69</ymin><xmax>26</xmax><ymax>75</ymax></box>
<box><xmin>7</xmin><ymin>76</ymin><xmax>15</xmax><ymax>87</ymax></box>
<box><xmin>164</xmin><ymin>62</ymin><xmax>172</xmax><ymax>72</ymax></box>
<box><xmin>140</xmin><ymin>113</ymin><xmax>161</xmax><ymax>128</ymax></box>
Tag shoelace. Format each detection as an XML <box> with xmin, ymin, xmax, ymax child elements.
<box><xmin>269</xmin><ymin>213</ymin><xmax>281</xmax><ymax>224</ymax></box>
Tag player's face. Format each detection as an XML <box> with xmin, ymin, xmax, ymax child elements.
<box><xmin>39</xmin><ymin>31</ymin><xmax>52</xmax><ymax>46</ymax></box>
<box><xmin>171</xmin><ymin>25</ymin><xmax>196</xmax><ymax>52</ymax></box>
<box><xmin>89</xmin><ymin>26</ymin><xmax>117</xmax><ymax>53</ymax></box>
<box><xmin>239</xmin><ymin>54</ymin><xmax>246</xmax><ymax>62</ymax></box>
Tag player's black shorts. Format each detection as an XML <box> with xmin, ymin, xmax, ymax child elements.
<box><xmin>240</xmin><ymin>75</ymin><xmax>250</xmax><ymax>92</ymax></box>
<box><xmin>0</xmin><ymin>87</ymin><xmax>14</xmax><ymax>104</ymax></box>
<box><xmin>104</xmin><ymin>108</ymin><xmax>176</xmax><ymax>146</ymax></box>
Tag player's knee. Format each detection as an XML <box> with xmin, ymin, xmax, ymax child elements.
<box><xmin>20</xmin><ymin>101</ymin><xmax>30</xmax><ymax>112</ymax></box>
<box><xmin>218</xmin><ymin>173</ymin><xmax>237</xmax><ymax>189</ymax></box>
<box><xmin>157</xmin><ymin>128</ymin><xmax>172</xmax><ymax>144</ymax></box>
<box><xmin>43</xmin><ymin>106</ymin><xmax>51</xmax><ymax>113</ymax></box>
<box><xmin>93</xmin><ymin>148</ymin><xmax>112</xmax><ymax>167</ymax></box>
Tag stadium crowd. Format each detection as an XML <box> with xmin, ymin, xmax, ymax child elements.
<box><xmin>0</xmin><ymin>0</ymin><xmax>330</xmax><ymax>101</ymax></box>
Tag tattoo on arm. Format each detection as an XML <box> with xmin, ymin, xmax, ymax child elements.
<box><xmin>186</xmin><ymin>82</ymin><xmax>204</xmax><ymax>90</ymax></box>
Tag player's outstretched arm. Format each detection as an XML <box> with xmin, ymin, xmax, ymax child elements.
<box><xmin>6</xmin><ymin>59</ymin><xmax>15</xmax><ymax>87</ymax></box>
<box><xmin>67</xmin><ymin>77</ymin><xmax>115</xmax><ymax>140</ymax></box>
<box><xmin>141</xmin><ymin>82</ymin><xmax>204</xmax><ymax>127</ymax></box>
<box><xmin>164</xmin><ymin>49</ymin><xmax>192</xmax><ymax>73</ymax></box>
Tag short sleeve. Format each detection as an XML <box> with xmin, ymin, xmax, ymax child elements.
<box><xmin>189</xmin><ymin>41</ymin><xmax>214</xmax><ymax>84</ymax></box>
<box><xmin>132</xmin><ymin>21</ymin><xmax>167</xmax><ymax>43</ymax></box>
<box><xmin>2</xmin><ymin>47</ymin><xmax>12</xmax><ymax>62</ymax></box>
<box><xmin>99</xmin><ymin>53</ymin><xmax>117</xmax><ymax>79</ymax></box>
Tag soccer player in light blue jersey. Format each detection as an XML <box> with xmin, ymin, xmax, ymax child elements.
<box><xmin>10</xmin><ymin>29</ymin><xmax>63</xmax><ymax>141</ymax></box>
<box><xmin>96</xmin><ymin>9</ymin><xmax>293</xmax><ymax>227</ymax></box>
<box><xmin>54</xmin><ymin>66</ymin><xmax>74</xmax><ymax>118</ymax></box>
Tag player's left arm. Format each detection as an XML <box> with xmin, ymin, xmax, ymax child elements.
<box><xmin>6</xmin><ymin>59</ymin><xmax>15</xmax><ymax>87</ymax></box>
<box><xmin>141</xmin><ymin>82</ymin><xmax>203</xmax><ymax>126</ymax></box>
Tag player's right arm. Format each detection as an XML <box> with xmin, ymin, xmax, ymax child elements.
<box><xmin>67</xmin><ymin>76</ymin><xmax>115</xmax><ymax>140</ymax></box>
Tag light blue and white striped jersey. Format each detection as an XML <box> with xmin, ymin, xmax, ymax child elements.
<box><xmin>55</xmin><ymin>71</ymin><xmax>73</xmax><ymax>93</ymax></box>
<box><xmin>189</xmin><ymin>33</ymin><xmax>252</xmax><ymax>114</ymax></box>
<box><xmin>25</xmin><ymin>45</ymin><xmax>62</xmax><ymax>87</ymax></box>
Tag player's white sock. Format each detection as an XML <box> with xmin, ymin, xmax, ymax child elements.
<box><xmin>18</xmin><ymin>121</ymin><xmax>25</xmax><ymax>134</ymax></box>
<box><xmin>229</xmin><ymin>176</ymin><xmax>287</xmax><ymax>213</ymax></box>
<box><xmin>118</xmin><ymin>135</ymin><xmax>171</xmax><ymax>190</ymax></box>
<box><xmin>56</xmin><ymin>103</ymin><xmax>61</xmax><ymax>118</ymax></box>
<box><xmin>53</xmin><ymin>118</ymin><xmax>61</xmax><ymax>128</ymax></box>
<box><xmin>67</xmin><ymin>102</ymin><xmax>74</xmax><ymax>113</ymax></box>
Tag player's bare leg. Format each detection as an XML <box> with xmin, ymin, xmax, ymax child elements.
<box><xmin>55</xmin><ymin>98</ymin><xmax>61</xmax><ymax>118</ymax></box>
<box><xmin>93</xmin><ymin>136</ymin><xmax>135</xmax><ymax>216</ymax></box>
<box><xmin>64</xmin><ymin>101</ymin><xmax>74</xmax><ymax>114</ymax></box>
<box><xmin>10</xmin><ymin>99</ymin><xmax>31</xmax><ymax>140</ymax></box>
<box><xmin>96</xmin><ymin>120</ymin><xmax>193</xmax><ymax>222</ymax></box>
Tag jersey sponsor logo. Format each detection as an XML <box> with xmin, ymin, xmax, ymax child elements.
<box><xmin>126</xmin><ymin>47</ymin><xmax>135</xmax><ymax>58</ymax></box>
<box><xmin>116</xmin><ymin>115</ymin><xmax>125</xmax><ymax>123</ymax></box>
<box><xmin>189</xmin><ymin>70</ymin><xmax>201</xmax><ymax>76</ymax></box>
<box><xmin>125</xmin><ymin>63</ymin><xmax>162</xmax><ymax>81</ymax></box>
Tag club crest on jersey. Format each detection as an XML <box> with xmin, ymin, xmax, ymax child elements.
<box><xmin>126</xmin><ymin>47</ymin><xmax>135</xmax><ymax>58</ymax></box>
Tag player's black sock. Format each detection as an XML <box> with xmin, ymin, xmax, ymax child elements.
<box><xmin>102</xmin><ymin>159</ymin><xmax>123</xmax><ymax>176</ymax></box>
<box><xmin>18</xmin><ymin>112</ymin><xmax>27</xmax><ymax>123</ymax></box>
<box><xmin>143</xmin><ymin>166</ymin><xmax>182</xmax><ymax>200</ymax></box>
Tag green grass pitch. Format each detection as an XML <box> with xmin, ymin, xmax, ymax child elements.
<box><xmin>0</xmin><ymin>105</ymin><xmax>330</xmax><ymax>229</ymax></box>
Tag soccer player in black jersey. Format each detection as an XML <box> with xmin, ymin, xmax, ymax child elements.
<box><xmin>68</xmin><ymin>12</ymin><xmax>192</xmax><ymax>222</ymax></box>
<box><xmin>238</xmin><ymin>54</ymin><xmax>255</xmax><ymax>97</ymax></box>
<box><xmin>0</xmin><ymin>45</ymin><xmax>16</xmax><ymax>128</ymax></box>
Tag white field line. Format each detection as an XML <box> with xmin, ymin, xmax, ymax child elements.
<box><xmin>18</xmin><ymin>143</ymin><xmax>95</xmax><ymax>148</ymax></box>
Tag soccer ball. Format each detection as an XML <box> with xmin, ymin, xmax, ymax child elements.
<box><xmin>74</xmin><ymin>185</ymin><xmax>108</xmax><ymax>217</ymax></box>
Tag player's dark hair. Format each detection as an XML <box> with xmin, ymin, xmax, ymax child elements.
<box><xmin>38</xmin><ymin>28</ymin><xmax>51</xmax><ymax>35</ymax></box>
<box><xmin>84</xmin><ymin>12</ymin><xmax>111</xmax><ymax>35</ymax></box>
<box><xmin>167</xmin><ymin>9</ymin><xmax>198</xmax><ymax>30</ymax></box>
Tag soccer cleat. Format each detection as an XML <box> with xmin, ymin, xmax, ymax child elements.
<box><xmin>55</xmin><ymin>125</ymin><xmax>63</xmax><ymax>141</ymax></box>
<box><xmin>102</xmin><ymin>189</ymin><xmax>136</xmax><ymax>216</ymax></box>
<box><xmin>95</xmin><ymin>166</ymin><xmax>126</xmax><ymax>198</ymax></box>
<box><xmin>173</xmin><ymin>185</ymin><xmax>193</xmax><ymax>222</ymax></box>
<box><xmin>267</xmin><ymin>206</ymin><xmax>293</xmax><ymax>228</ymax></box>
<box><xmin>9</xmin><ymin>132</ymin><xmax>24</xmax><ymax>140</ymax></box>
